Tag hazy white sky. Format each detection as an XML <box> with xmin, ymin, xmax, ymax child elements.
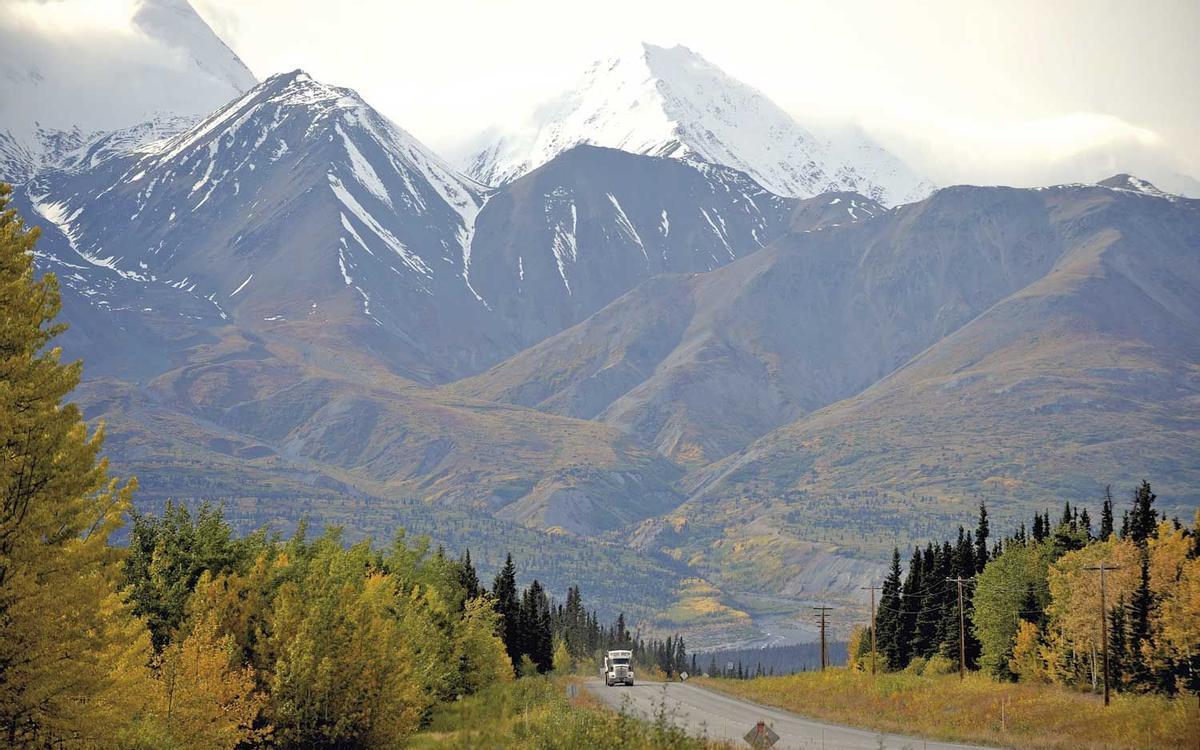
<box><xmin>15</xmin><ymin>0</ymin><xmax>1200</xmax><ymax>189</ymax></box>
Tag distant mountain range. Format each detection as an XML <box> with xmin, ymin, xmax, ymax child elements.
<box><xmin>4</xmin><ymin>1</ymin><xmax>1198</xmax><ymax>644</ymax></box>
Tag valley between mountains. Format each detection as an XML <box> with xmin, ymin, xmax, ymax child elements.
<box><xmin>4</xmin><ymin>4</ymin><xmax>1198</xmax><ymax>648</ymax></box>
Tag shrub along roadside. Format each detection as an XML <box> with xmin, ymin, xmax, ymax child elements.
<box><xmin>699</xmin><ymin>669</ymin><xmax>1199</xmax><ymax>750</ymax></box>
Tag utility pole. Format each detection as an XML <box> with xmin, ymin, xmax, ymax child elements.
<box><xmin>946</xmin><ymin>577</ymin><xmax>971</xmax><ymax>681</ymax></box>
<box><xmin>813</xmin><ymin>606</ymin><xmax>833</xmax><ymax>671</ymax></box>
<box><xmin>1084</xmin><ymin>563</ymin><xmax>1122</xmax><ymax>706</ymax></box>
<box><xmin>861</xmin><ymin>584</ymin><xmax>879</xmax><ymax>675</ymax></box>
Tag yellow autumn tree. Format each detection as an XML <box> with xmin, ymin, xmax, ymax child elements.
<box><xmin>0</xmin><ymin>183</ymin><xmax>153</xmax><ymax>747</ymax></box>
<box><xmin>153</xmin><ymin>612</ymin><xmax>267</xmax><ymax>750</ymax></box>
<box><xmin>1008</xmin><ymin>620</ymin><xmax>1049</xmax><ymax>683</ymax></box>
<box><xmin>1147</xmin><ymin>519</ymin><xmax>1200</xmax><ymax>690</ymax></box>
<box><xmin>1044</xmin><ymin>537</ymin><xmax>1140</xmax><ymax>687</ymax></box>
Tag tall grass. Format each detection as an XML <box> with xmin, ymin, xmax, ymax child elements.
<box><xmin>408</xmin><ymin>676</ymin><xmax>732</xmax><ymax>749</ymax></box>
<box><xmin>699</xmin><ymin>669</ymin><xmax>1199</xmax><ymax>750</ymax></box>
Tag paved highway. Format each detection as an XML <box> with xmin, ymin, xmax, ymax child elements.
<box><xmin>585</xmin><ymin>679</ymin><xmax>998</xmax><ymax>750</ymax></box>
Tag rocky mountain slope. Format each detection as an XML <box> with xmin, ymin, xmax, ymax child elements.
<box><xmin>688</xmin><ymin>180</ymin><xmax>1200</xmax><ymax>506</ymax></box>
<box><xmin>463</xmin><ymin>43</ymin><xmax>934</xmax><ymax>206</ymax></box>
<box><xmin>453</xmin><ymin>191</ymin><xmax>887</xmax><ymax>464</ymax></box>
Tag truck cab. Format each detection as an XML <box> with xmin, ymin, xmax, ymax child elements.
<box><xmin>603</xmin><ymin>649</ymin><xmax>634</xmax><ymax>686</ymax></box>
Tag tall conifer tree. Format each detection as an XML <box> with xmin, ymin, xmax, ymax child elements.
<box><xmin>1100</xmin><ymin>486</ymin><xmax>1115</xmax><ymax>540</ymax></box>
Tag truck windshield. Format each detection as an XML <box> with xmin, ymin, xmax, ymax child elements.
<box><xmin>612</xmin><ymin>658</ymin><xmax>630</xmax><ymax>666</ymax></box>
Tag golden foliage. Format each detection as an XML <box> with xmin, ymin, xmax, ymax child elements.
<box><xmin>153</xmin><ymin>613</ymin><xmax>267</xmax><ymax>750</ymax></box>
<box><xmin>1008</xmin><ymin>620</ymin><xmax>1048</xmax><ymax>683</ymax></box>
<box><xmin>0</xmin><ymin>183</ymin><xmax>153</xmax><ymax>747</ymax></box>
<box><xmin>1045</xmin><ymin>538</ymin><xmax>1140</xmax><ymax>663</ymax></box>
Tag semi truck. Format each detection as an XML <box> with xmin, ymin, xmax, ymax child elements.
<box><xmin>602</xmin><ymin>649</ymin><xmax>634</xmax><ymax>686</ymax></box>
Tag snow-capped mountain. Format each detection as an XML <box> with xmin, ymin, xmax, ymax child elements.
<box><xmin>463</xmin><ymin>43</ymin><xmax>934</xmax><ymax>206</ymax></box>
<box><xmin>0</xmin><ymin>0</ymin><xmax>256</xmax><ymax>183</ymax></box>
<box><xmin>25</xmin><ymin>66</ymin><xmax>833</xmax><ymax>381</ymax></box>
<box><xmin>24</xmin><ymin>69</ymin><xmax>496</xmax><ymax>380</ymax></box>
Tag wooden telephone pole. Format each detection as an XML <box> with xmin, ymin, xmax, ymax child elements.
<box><xmin>946</xmin><ymin>577</ymin><xmax>971</xmax><ymax>681</ymax></box>
<box><xmin>1083</xmin><ymin>563</ymin><xmax>1122</xmax><ymax>706</ymax></box>
<box><xmin>813</xmin><ymin>606</ymin><xmax>833</xmax><ymax>671</ymax></box>
<box><xmin>861</xmin><ymin>584</ymin><xmax>879</xmax><ymax>675</ymax></box>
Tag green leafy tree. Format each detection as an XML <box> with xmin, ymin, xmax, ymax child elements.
<box><xmin>972</xmin><ymin>541</ymin><xmax>1052</xmax><ymax>679</ymax></box>
<box><xmin>122</xmin><ymin>501</ymin><xmax>259</xmax><ymax>650</ymax></box>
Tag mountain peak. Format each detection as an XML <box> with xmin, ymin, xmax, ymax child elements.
<box><xmin>265</xmin><ymin>69</ymin><xmax>314</xmax><ymax>86</ymax></box>
<box><xmin>640</xmin><ymin>41</ymin><xmax>705</xmax><ymax>64</ymax></box>
<box><xmin>1097</xmin><ymin>173</ymin><xmax>1168</xmax><ymax>197</ymax></box>
<box><xmin>461</xmin><ymin>44</ymin><xmax>933</xmax><ymax>205</ymax></box>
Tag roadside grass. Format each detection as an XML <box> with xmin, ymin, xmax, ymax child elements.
<box><xmin>698</xmin><ymin>669</ymin><xmax>1200</xmax><ymax>750</ymax></box>
<box><xmin>407</xmin><ymin>675</ymin><xmax>732</xmax><ymax>749</ymax></box>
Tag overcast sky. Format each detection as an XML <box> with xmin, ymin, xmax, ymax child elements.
<box><xmin>14</xmin><ymin>0</ymin><xmax>1200</xmax><ymax>190</ymax></box>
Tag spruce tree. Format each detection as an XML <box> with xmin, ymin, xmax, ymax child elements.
<box><xmin>909</xmin><ymin>543</ymin><xmax>942</xmax><ymax>659</ymax></box>
<box><xmin>521</xmin><ymin>580</ymin><xmax>554</xmax><ymax>673</ymax></box>
<box><xmin>1128</xmin><ymin>481</ymin><xmax>1158</xmax><ymax>546</ymax></box>
<box><xmin>876</xmin><ymin>548</ymin><xmax>904</xmax><ymax>669</ymax></box>
<box><xmin>458</xmin><ymin>549</ymin><xmax>480</xmax><ymax>600</ymax></box>
<box><xmin>615</xmin><ymin>612</ymin><xmax>629</xmax><ymax>645</ymax></box>
<box><xmin>1032</xmin><ymin>513</ymin><xmax>1046</xmax><ymax>543</ymax></box>
<box><xmin>1100</xmin><ymin>486</ymin><xmax>1115</xmax><ymax>540</ymax></box>
<box><xmin>974</xmin><ymin>502</ymin><xmax>990</xmax><ymax>573</ymax></box>
<box><xmin>1126</xmin><ymin>550</ymin><xmax>1155</xmax><ymax>689</ymax></box>
<box><xmin>492</xmin><ymin>554</ymin><xmax>520</xmax><ymax>668</ymax></box>
<box><xmin>896</xmin><ymin>547</ymin><xmax>923</xmax><ymax>668</ymax></box>
<box><xmin>1108</xmin><ymin>594</ymin><xmax>1128</xmax><ymax>689</ymax></box>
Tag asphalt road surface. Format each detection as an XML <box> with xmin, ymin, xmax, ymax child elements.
<box><xmin>585</xmin><ymin>679</ymin><xmax>998</xmax><ymax>750</ymax></box>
